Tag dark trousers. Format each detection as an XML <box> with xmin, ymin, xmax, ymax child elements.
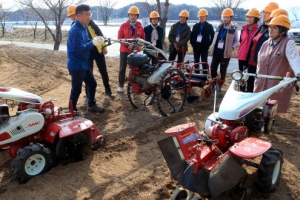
<box><xmin>69</xmin><ymin>68</ymin><xmax>97</xmax><ymax>110</ymax></box>
<box><xmin>169</xmin><ymin>49</ymin><xmax>186</xmax><ymax>63</ymax></box>
<box><xmin>119</xmin><ymin>52</ymin><xmax>130</xmax><ymax>87</ymax></box>
<box><xmin>193</xmin><ymin>48</ymin><xmax>208</xmax><ymax>74</ymax></box>
<box><xmin>238</xmin><ymin>60</ymin><xmax>248</xmax><ymax>92</ymax></box>
<box><xmin>247</xmin><ymin>64</ymin><xmax>257</xmax><ymax>93</ymax></box>
<box><xmin>86</xmin><ymin>54</ymin><xmax>111</xmax><ymax>94</ymax></box>
<box><xmin>210</xmin><ymin>53</ymin><xmax>230</xmax><ymax>81</ymax></box>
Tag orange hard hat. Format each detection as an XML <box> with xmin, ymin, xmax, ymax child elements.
<box><xmin>179</xmin><ymin>10</ymin><xmax>189</xmax><ymax>18</ymax></box>
<box><xmin>222</xmin><ymin>8</ymin><xmax>234</xmax><ymax>17</ymax></box>
<box><xmin>268</xmin><ymin>14</ymin><xmax>291</xmax><ymax>30</ymax></box>
<box><xmin>246</xmin><ymin>8</ymin><xmax>260</xmax><ymax>18</ymax></box>
<box><xmin>198</xmin><ymin>9</ymin><xmax>208</xmax><ymax>17</ymax></box>
<box><xmin>270</xmin><ymin>8</ymin><xmax>289</xmax><ymax>19</ymax></box>
<box><xmin>263</xmin><ymin>2</ymin><xmax>279</xmax><ymax>13</ymax></box>
<box><xmin>67</xmin><ymin>5</ymin><xmax>76</xmax><ymax>16</ymax></box>
<box><xmin>150</xmin><ymin>11</ymin><xmax>160</xmax><ymax>18</ymax></box>
<box><xmin>128</xmin><ymin>6</ymin><xmax>139</xmax><ymax>15</ymax></box>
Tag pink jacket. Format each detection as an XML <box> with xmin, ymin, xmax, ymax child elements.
<box><xmin>118</xmin><ymin>20</ymin><xmax>145</xmax><ymax>53</ymax></box>
<box><xmin>237</xmin><ymin>23</ymin><xmax>259</xmax><ymax>61</ymax></box>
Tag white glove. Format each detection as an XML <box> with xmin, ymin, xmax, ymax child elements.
<box><xmin>92</xmin><ymin>36</ymin><xmax>104</xmax><ymax>46</ymax></box>
<box><xmin>242</xmin><ymin>72</ymin><xmax>249</xmax><ymax>82</ymax></box>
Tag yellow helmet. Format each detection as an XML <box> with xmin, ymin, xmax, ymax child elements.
<box><xmin>263</xmin><ymin>2</ymin><xmax>279</xmax><ymax>13</ymax></box>
<box><xmin>246</xmin><ymin>8</ymin><xmax>260</xmax><ymax>18</ymax></box>
<box><xmin>270</xmin><ymin>8</ymin><xmax>289</xmax><ymax>19</ymax></box>
<box><xmin>268</xmin><ymin>15</ymin><xmax>291</xmax><ymax>30</ymax></box>
<box><xmin>222</xmin><ymin>8</ymin><xmax>234</xmax><ymax>17</ymax></box>
<box><xmin>67</xmin><ymin>5</ymin><xmax>77</xmax><ymax>17</ymax></box>
<box><xmin>150</xmin><ymin>11</ymin><xmax>160</xmax><ymax>19</ymax></box>
<box><xmin>128</xmin><ymin>6</ymin><xmax>139</xmax><ymax>15</ymax></box>
<box><xmin>198</xmin><ymin>9</ymin><xmax>208</xmax><ymax>17</ymax></box>
<box><xmin>179</xmin><ymin>10</ymin><xmax>189</xmax><ymax>18</ymax></box>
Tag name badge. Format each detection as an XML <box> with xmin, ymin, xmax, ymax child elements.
<box><xmin>217</xmin><ymin>40</ymin><xmax>224</xmax><ymax>49</ymax></box>
<box><xmin>176</xmin><ymin>35</ymin><xmax>180</xmax><ymax>42</ymax></box>
<box><xmin>197</xmin><ymin>35</ymin><xmax>202</xmax><ymax>42</ymax></box>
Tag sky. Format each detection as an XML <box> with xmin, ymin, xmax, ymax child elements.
<box><xmin>1</xmin><ymin>0</ymin><xmax>300</xmax><ymax>19</ymax></box>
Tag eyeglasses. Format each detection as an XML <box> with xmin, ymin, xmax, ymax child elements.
<box><xmin>81</xmin><ymin>12</ymin><xmax>92</xmax><ymax>17</ymax></box>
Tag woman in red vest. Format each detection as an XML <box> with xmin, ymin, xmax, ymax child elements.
<box><xmin>237</xmin><ymin>8</ymin><xmax>260</xmax><ymax>91</ymax></box>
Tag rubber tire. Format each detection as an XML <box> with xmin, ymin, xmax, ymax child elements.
<box><xmin>170</xmin><ymin>188</ymin><xmax>188</xmax><ymax>200</ymax></box>
<box><xmin>11</xmin><ymin>143</ymin><xmax>53</xmax><ymax>183</ymax></box>
<box><xmin>255</xmin><ymin>148</ymin><xmax>283</xmax><ymax>192</ymax></box>
<box><xmin>156</xmin><ymin>68</ymin><xmax>187</xmax><ymax>116</ymax></box>
<box><xmin>264</xmin><ymin>118</ymin><xmax>273</xmax><ymax>134</ymax></box>
<box><xmin>127</xmin><ymin>82</ymin><xmax>155</xmax><ymax>108</ymax></box>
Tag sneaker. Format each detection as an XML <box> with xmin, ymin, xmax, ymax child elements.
<box><xmin>87</xmin><ymin>104</ymin><xmax>105</xmax><ymax>113</ymax></box>
<box><xmin>105</xmin><ymin>89</ymin><xmax>115</xmax><ymax>98</ymax></box>
<box><xmin>118</xmin><ymin>87</ymin><xmax>124</xmax><ymax>93</ymax></box>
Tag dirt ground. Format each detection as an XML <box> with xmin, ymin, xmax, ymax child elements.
<box><xmin>0</xmin><ymin>42</ymin><xmax>300</xmax><ymax>200</ymax></box>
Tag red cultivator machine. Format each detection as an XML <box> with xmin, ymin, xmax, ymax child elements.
<box><xmin>0</xmin><ymin>86</ymin><xmax>105</xmax><ymax>182</ymax></box>
<box><xmin>157</xmin><ymin>71</ymin><xmax>296</xmax><ymax>199</ymax></box>
<box><xmin>158</xmin><ymin>123</ymin><xmax>283</xmax><ymax>199</ymax></box>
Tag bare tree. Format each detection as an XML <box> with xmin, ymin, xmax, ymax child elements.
<box><xmin>156</xmin><ymin>0</ymin><xmax>169</xmax><ymax>43</ymax></box>
<box><xmin>0</xmin><ymin>8</ymin><xmax>10</xmax><ymax>36</ymax></box>
<box><xmin>11</xmin><ymin>10</ymin><xmax>21</xmax><ymax>24</ymax></box>
<box><xmin>16</xmin><ymin>0</ymin><xmax>85</xmax><ymax>50</ymax></box>
<box><xmin>138</xmin><ymin>0</ymin><xmax>157</xmax><ymax>15</ymax></box>
<box><xmin>290</xmin><ymin>7</ymin><xmax>300</xmax><ymax>21</ymax></box>
<box><xmin>28</xmin><ymin>9</ymin><xmax>39</xmax><ymax>39</ymax></box>
<box><xmin>210</xmin><ymin>0</ymin><xmax>246</xmax><ymax>18</ymax></box>
<box><xmin>97</xmin><ymin>0</ymin><xmax>118</xmax><ymax>25</ymax></box>
<box><xmin>19</xmin><ymin>7</ymin><xmax>31</xmax><ymax>25</ymax></box>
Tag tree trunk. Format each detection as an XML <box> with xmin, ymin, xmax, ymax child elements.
<box><xmin>2</xmin><ymin>26</ymin><xmax>4</xmax><ymax>36</ymax></box>
<box><xmin>161</xmin><ymin>1</ymin><xmax>169</xmax><ymax>43</ymax></box>
<box><xmin>44</xmin><ymin>26</ymin><xmax>47</xmax><ymax>40</ymax></box>
<box><xmin>54</xmin><ymin>40</ymin><xmax>60</xmax><ymax>50</ymax></box>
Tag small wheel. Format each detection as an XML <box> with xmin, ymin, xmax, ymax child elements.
<box><xmin>156</xmin><ymin>68</ymin><xmax>187</xmax><ymax>116</ymax></box>
<box><xmin>255</xmin><ymin>148</ymin><xmax>283</xmax><ymax>192</ymax></box>
<box><xmin>264</xmin><ymin>118</ymin><xmax>273</xmax><ymax>134</ymax></box>
<box><xmin>127</xmin><ymin>82</ymin><xmax>155</xmax><ymax>108</ymax></box>
<box><xmin>11</xmin><ymin>143</ymin><xmax>52</xmax><ymax>183</ymax></box>
<box><xmin>170</xmin><ymin>188</ymin><xmax>188</xmax><ymax>200</ymax></box>
<box><xmin>92</xmin><ymin>135</ymin><xmax>106</xmax><ymax>150</ymax></box>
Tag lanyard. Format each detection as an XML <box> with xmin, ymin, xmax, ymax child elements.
<box><xmin>177</xmin><ymin>24</ymin><xmax>185</xmax><ymax>35</ymax></box>
<box><xmin>131</xmin><ymin>27</ymin><xmax>135</xmax><ymax>37</ymax></box>
<box><xmin>199</xmin><ymin>23</ymin><xmax>204</xmax><ymax>35</ymax></box>
<box><xmin>219</xmin><ymin>25</ymin><xmax>227</xmax><ymax>40</ymax></box>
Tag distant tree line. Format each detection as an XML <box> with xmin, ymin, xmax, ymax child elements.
<box><xmin>4</xmin><ymin>2</ymin><xmax>248</xmax><ymax>23</ymax></box>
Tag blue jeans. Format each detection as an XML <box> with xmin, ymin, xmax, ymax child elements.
<box><xmin>69</xmin><ymin>68</ymin><xmax>97</xmax><ymax>110</ymax></box>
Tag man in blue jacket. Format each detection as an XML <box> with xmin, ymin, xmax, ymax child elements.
<box><xmin>67</xmin><ymin>4</ymin><xmax>105</xmax><ymax>113</ymax></box>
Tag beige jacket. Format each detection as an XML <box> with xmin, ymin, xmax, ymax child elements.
<box><xmin>209</xmin><ymin>22</ymin><xmax>238</xmax><ymax>58</ymax></box>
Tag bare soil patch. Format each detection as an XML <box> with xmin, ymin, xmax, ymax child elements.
<box><xmin>0</xmin><ymin>38</ymin><xmax>300</xmax><ymax>199</ymax></box>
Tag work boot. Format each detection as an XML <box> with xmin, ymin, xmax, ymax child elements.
<box><xmin>87</xmin><ymin>104</ymin><xmax>105</xmax><ymax>113</ymax></box>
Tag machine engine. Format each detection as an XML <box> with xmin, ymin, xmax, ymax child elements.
<box><xmin>0</xmin><ymin>104</ymin><xmax>9</xmax><ymax>124</ymax></box>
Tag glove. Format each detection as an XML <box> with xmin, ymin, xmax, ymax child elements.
<box><xmin>242</xmin><ymin>72</ymin><xmax>249</xmax><ymax>82</ymax></box>
<box><xmin>92</xmin><ymin>36</ymin><xmax>104</xmax><ymax>46</ymax></box>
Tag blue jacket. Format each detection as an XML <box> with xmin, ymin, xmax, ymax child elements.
<box><xmin>190</xmin><ymin>21</ymin><xmax>215</xmax><ymax>50</ymax></box>
<box><xmin>67</xmin><ymin>20</ymin><xmax>94</xmax><ymax>70</ymax></box>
